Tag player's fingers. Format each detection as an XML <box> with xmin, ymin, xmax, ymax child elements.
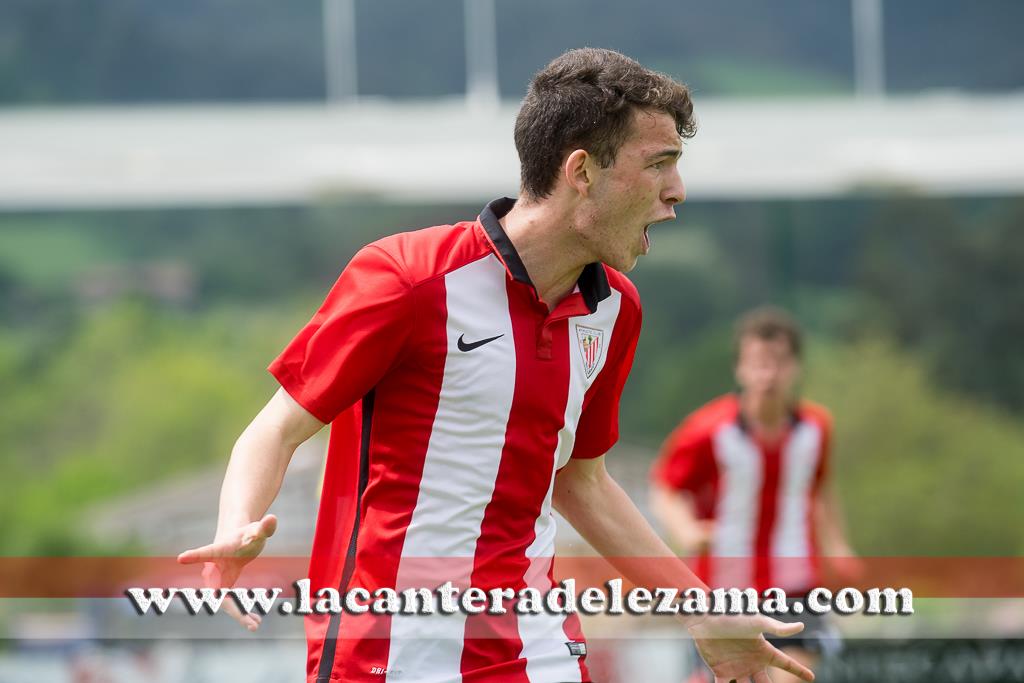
<box><xmin>239</xmin><ymin>611</ymin><xmax>261</xmax><ymax>631</ymax></box>
<box><xmin>211</xmin><ymin>582</ymin><xmax>269</xmax><ymax>632</ymax></box>
<box><xmin>242</xmin><ymin>615</ymin><xmax>262</xmax><ymax>631</ymax></box>
<box><xmin>223</xmin><ymin>596</ymin><xmax>241</xmax><ymax>618</ymax></box>
<box><xmin>177</xmin><ymin>541</ymin><xmax>236</xmax><ymax>564</ymax></box>
<box><xmin>768</xmin><ymin>644</ymin><xmax>815</xmax><ymax>681</ymax></box>
<box><xmin>223</xmin><ymin>597</ymin><xmax>249</xmax><ymax>628</ymax></box>
<box><xmin>240</xmin><ymin>515</ymin><xmax>277</xmax><ymax>546</ymax></box>
<box><xmin>259</xmin><ymin>514</ymin><xmax>278</xmax><ymax>539</ymax></box>
<box><xmin>752</xmin><ymin>670</ymin><xmax>774</xmax><ymax>683</ymax></box>
<box><xmin>199</xmin><ymin>559</ymin><xmax>246</xmax><ymax>592</ymax></box>
<box><xmin>247</xmin><ymin>612</ymin><xmax>263</xmax><ymax>631</ymax></box>
<box><xmin>178</xmin><ymin>545</ymin><xmax>215</xmax><ymax>564</ymax></box>
<box><xmin>201</xmin><ymin>562</ymin><xmax>222</xmax><ymax>589</ymax></box>
<box><xmin>221</xmin><ymin>594</ymin><xmax>261</xmax><ymax>631</ymax></box>
<box><xmin>761</xmin><ymin>616</ymin><xmax>805</xmax><ymax>638</ymax></box>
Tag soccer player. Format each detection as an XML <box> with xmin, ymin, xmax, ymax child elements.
<box><xmin>179</xmin><ymin>49</ymin><xmax>815</xmax><ymax>683</ymax></box>
<box><xmin>650</xmin><ymin>307</ymin><xmax>857</xmax><ymax>683</ymax></box>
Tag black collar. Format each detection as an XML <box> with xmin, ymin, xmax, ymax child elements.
<box><xmin>480</xmin><ymin>197</ymin><xmax>611</xmax><ymax>313</ymax></box>
<box><xmin>735</xmin><ymin>395</ymin><xmax>801</xmax><ymax>434</ymax></box>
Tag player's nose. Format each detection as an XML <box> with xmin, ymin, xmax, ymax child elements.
<box><xmin>662</xmin><ymin>165</ymin><xmax>686</xmax><ymax>205</ymax></box>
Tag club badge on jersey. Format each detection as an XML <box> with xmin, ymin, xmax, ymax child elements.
<box><xmin>575</xmin><ymin>325</ymin><xmax>605</xmax><ymax>378</ymax></box>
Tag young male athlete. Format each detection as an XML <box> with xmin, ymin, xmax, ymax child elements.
<box><xmin>650</xmin><ymin>307</ymin><xmax>857</xmax><ymax>683</ymax></box>
<box><xmin>179</xmin><ymin>49</ymin><xmax>815</xmax><ymax>683</ymax></box>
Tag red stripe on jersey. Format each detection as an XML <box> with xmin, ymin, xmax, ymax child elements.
<box><xmin>753</xmin><ymin>434</ymin><xmax>785</xmax><ymax>592</ymax></box>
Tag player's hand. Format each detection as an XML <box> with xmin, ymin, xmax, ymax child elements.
<box><xmin>688</xmin><ymin>613</ymin><xmax>815</xmax><ymax>682</ymax></box>
<box><xmin>176</xmin><ymin>514</ymin><xmax>278</xmax><ymax>631</ymax></box>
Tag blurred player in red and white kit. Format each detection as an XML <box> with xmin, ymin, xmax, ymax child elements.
<box><xmin>651</xmin><ymin>307</ymin><xmax>859</xmax><ymax>683</ymax></box>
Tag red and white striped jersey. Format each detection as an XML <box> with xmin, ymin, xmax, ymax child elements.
<box><xmin>269</xmin><ymin>198</ymin><xmax>641</xmax><ymax>683</ymax></box>
<box><xmin>651</xmin><ymin>394</ymin><xmax>831</xmax><ymax>594</ymax></box>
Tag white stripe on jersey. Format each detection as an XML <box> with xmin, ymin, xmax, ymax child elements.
<box><xmin>710</xmin><ymin>425</ymin><xmax>762</xmax><ymax>588</ymax></box>
<box><xmin>387</xmin><ymin>255</ymin><xmax>517</xmax><ymax>682</ymax></box>
<box><xmin>518</xmin><ymin>290</ymin><xmax>623</xmax><ymax>683</ymax></box>
<box><xmin>770</xmin><ymin>420</ymin><xmax>823</xmax><ymax>591</ymax></box>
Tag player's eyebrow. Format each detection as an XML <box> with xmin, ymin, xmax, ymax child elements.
<box><xmin>646</xmin><ymin>147</ymin><xmax>683</xmax><ymax>163</ymax></box>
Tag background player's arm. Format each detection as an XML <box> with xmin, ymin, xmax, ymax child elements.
<box><xmin>813</xmin><ymin>481</ymin><xmax>863</xmax><ymax>584</ymax></box>
<box><xmin>649</xmin><ymin>482</ymin><xmax>714</xmax><ymax>555</ymax></box>
<box><xmin>814</xmin><ymin>483</ymin><xmax>853</xmax><ymax>556</ymax></box>
<box><xmin>647</xmin><ymin>411</ymin><xmax>715</xmax><ymax>555</ymax></box>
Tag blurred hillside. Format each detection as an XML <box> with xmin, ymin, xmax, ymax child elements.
<box><xmin>1</xmin><ymin>0</ymin><xmax>1023</xmax><ymax>104</ymax></box>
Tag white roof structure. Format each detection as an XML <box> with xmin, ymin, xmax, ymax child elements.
<box><xmin>2</xmin><ymin>94</ymin><xmax>1023</xmax><ymax>209</ymax></box>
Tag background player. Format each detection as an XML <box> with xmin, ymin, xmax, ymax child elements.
<box><xmin>651</xmin><ymin>306</ymin><xmax>858</xmax><ymax>682</ymax></box>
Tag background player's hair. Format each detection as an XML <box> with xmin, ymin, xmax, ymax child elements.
<box><xmin>514</xmin><ymin>47</ymin><xmax>696</xmax><ymax>201</ymax></box>
<box><xmin>734</xmin><ymin>306</ymin><xmax>803</xmax><ymax>359</ymax></box>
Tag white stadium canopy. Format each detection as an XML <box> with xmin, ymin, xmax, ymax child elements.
<box><xmin>2</xmin><ymin>94</ymin><xmax>1023</xmax><ymax>209</ymax></box>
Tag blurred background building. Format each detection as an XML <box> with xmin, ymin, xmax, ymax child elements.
<box><xmin>1</xmin><ymin>1</ymin><xmax>1023</xmax><ymax>681</ymax></box>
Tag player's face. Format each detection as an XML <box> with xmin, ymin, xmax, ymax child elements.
<box><xmin>579</xmin><ymin>109</ymin><xmax>686</xmax><ymax>272</ymax></box>
<box><xmin>735</xmin><ymin>336</ymin><xmax>800</xmax><ymax>403</ymax></box>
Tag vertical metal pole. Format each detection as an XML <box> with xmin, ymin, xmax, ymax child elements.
<box><xmin>324</xmin><ymin>0</ymin><xmax>358</xmax><ymax>103</ymax></box>
<box><xmin>464</xmin><ymin>0</ymin><xmax>500</xmax><ymax>111</ymax></box>
<box><xmin>852</xmin><ymin>0</ymin><xmax>886</xmax><ymax>98</ymax></box>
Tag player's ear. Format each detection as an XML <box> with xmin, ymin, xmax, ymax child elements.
<box><xmin>563</xmin><ymin>149</ymin><xmax>593</xmax><ymax>197</ymax></box>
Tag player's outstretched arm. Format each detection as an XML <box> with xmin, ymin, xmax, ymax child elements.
<box><xmin>553</xmin><ymin>455</ymin><xmax>814</xmax><ymax>682</ymax></box>
<box><xmin>177</xmin><ymin>387</ymin><xmax>325</xmax><ymax>630</ymax></box>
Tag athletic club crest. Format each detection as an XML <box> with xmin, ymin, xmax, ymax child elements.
<box><xmin>575</xmin><ymin>325</ymin><xmax>604</xmax><ymax>378</ymax></box>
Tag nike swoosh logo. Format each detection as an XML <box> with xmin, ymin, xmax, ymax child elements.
<box><xmin>457</xmin><ymin>333</ymin><xmax>504</xmax><ymax>352</ymax></box>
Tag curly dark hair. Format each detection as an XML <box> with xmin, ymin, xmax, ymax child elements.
<box><xmin>514</xmin><ymin>48</ymin><xmax>696</xmax><ymax>201</ymax></box>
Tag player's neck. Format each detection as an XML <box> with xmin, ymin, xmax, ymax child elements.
<box><xmin>500</xmin><ymin>199</ymin><xmax>590</xmax><ymax>310</ymax></box>
<box><xmin>739</xmin><ymin>393</ymin><xmax>791</xmax><ymax>438</ymax></box>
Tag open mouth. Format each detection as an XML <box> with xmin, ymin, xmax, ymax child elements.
<box><xmin>641</xmin><ymin>213</ymin><xmax>677</xmax><ymax>256</ymax></box>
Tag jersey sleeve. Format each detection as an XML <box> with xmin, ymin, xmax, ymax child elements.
<box><xmin>650</xmin><ymin>415</ymin><xmax>714</xmax><ymax>492</ymax></box>
<box><xmin>569</xmin><ymin>298</ymin><xmax>641</xmax><ymax>460</ymax></box>
<box><xmin>268</xmin><ymin>244</ymin><xmax>413</xmax><ymax>424</ymax></box>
